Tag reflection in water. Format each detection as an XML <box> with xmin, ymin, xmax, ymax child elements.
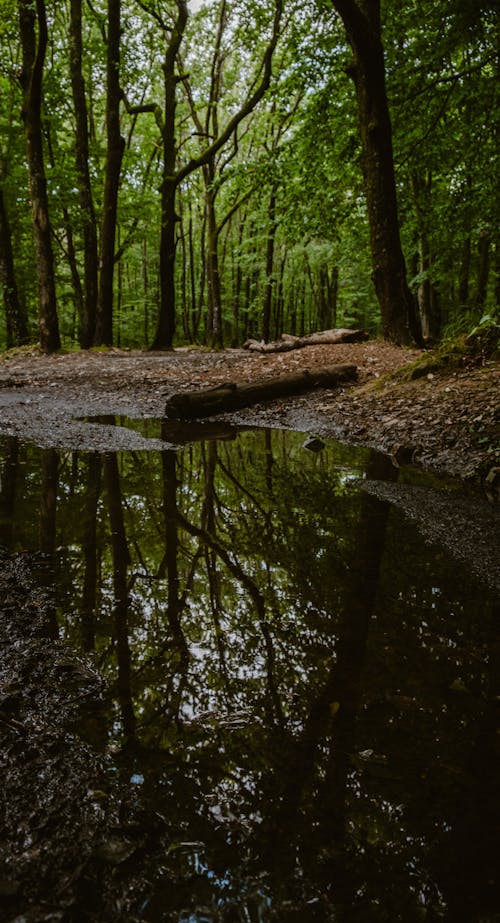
<box><xmin>0</xmin><ymin>427</ymin><xmax>498</xmax><ymax>921</ymax></box>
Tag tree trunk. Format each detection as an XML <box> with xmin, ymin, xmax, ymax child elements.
<box><xmin>474</xmin><ymin>230</ymin><xmax>490</xmax><ymax>314</ymax></box>
<box><xmin>411</xmin><ymin>172</ymin><xmax>440</xmax><ymax>340</ymax></box>
<box><xmin>458</xmin><ymin>174</ymin><xmax>473</xmax><ymax>308</ymax></box>
<box><xmin>69</xmin><ymin>0</ymin><xmax>98</xmax><ymax>348</ymax></box>
<box><xmin>18</xmin><ymin>0</ymin><xmax>61</xmax><ymax>353</ymax></box>
<box><xmin>495</xmin><ymin>236</ymin><xmax>500</xmax><ymax>308</ymax></box>
<box><xmin>458</xmin><ymin>236</ymin><xmax>471</xmax><ymax>307</ymax></box>
<box><xmin>0</xmin><ymin>186</ymin><xmax>29</xmax><ymax>346</ymax></box>
<box><xmin>205</xmin><ymin>169</ymin><xmax>223</xmax><ymax>347</ymax></box>
<box><xmin>332</xmin><ymin>0</ymin><xmax>420</xmax><ymax>346</ymax></box>
<box><xmin>149</xmin><ymin>2</ymin><xmax>188</xmax><ymax>350</ymax></box>
<box><xmin>95</xmin><ymin>0</ymin><xmax>124</xmax><ymax>346</ymax></box>
<box><xmin>262</xmin><ymin>187</ymin><xmax>277</xmax><ymax>342</ymax></box>
<box><xmin>64</xmin><ymin>207</ymin><xmax>85</xmax><ymax>341</ymax></box>
<box><xmin>274</xmin><ymin>254</ymin><xmax>286</xmax><ymax>340</ymax></box>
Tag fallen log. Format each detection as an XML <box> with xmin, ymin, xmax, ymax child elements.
<box><xmin>165</xmin><ymin>363</ymin><xmax>357</xmax><ymax>420</ymax></box>
<box><xmin>243</xmin><ymin>327</ymin><xmax>368</xmax><ymax>353</ymax></box>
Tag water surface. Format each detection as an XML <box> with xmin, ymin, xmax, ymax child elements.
<box><xmin>0</xmin><ymin>425</ymin><xmax>498</xmax><ymax>921</ymax></box>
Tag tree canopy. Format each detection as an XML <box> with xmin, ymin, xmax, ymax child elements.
<box><xmin>0</xmin><ymin>0</ymin><xmax>497</xmax><ymax>351</ymax></box>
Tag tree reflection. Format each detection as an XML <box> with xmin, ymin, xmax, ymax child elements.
<box><xmin>38</xmin><ymin>448</ymin><xmax>60</xmax><ymax>639</ymax></box>
<box><xmin>103</xmin><ymin>452</ymin><xmax>135</xmax><ymax>742</ymax></box>
<box><xmin>0</xmin><ymin>437</ymin><xmax>19</xmax><ymax>550</ymax></box>
<box><xmin>1</xmin><ymin>428</ymin><xmax>497</xmax><ymax>919</ymax></box>
<box><xmin>80</xmin><ymin>453</ymin><xmax>101</xmax><ymax>652</ymax></box>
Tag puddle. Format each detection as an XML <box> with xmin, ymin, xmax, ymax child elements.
<box><xmin>0</xmin><ymin>425</ymin><xmax>498</xmax><ymax>921</ymax></box>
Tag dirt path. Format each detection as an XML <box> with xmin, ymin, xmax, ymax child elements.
<box><xmin>0</xmin><ymin>342</ymin><xmax>498</xmax><ymax>485</ymax></box>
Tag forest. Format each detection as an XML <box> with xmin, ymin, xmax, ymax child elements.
<box><xmin>1</xmin><ymin>3</ymin><xmax>500</xmax><ymax>919</ymax></box>
<box><xmin>1</xmin><ymin>0</ymin><xmax>498</xmax><ymax>354</ymax></box>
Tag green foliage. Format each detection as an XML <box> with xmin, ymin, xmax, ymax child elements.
<box><xmin>466</xmin><ymin>312</ymin><xmax>500</xmax><ymax>358</ymax></box>
<box><xmin>0</xmin><ymin>0</ymin><xmax>498</xmax><ymax>348</ymax></box>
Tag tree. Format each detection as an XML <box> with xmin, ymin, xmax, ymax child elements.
<box><xmin>95</xmin><ymin>0</ymin><xmax>125</xmax><ymax>346</ymax></box>
<box><xmin>384</xmin><ymin>0</ymin><xmax>498</xmax><ymax>334</ymax></box>
<box><xmin>68</xmin><ymin>0</ymin><xmax>99</xmax><ymax>348</ymax></box>
<box><xmin>17</xmin><ymin>0</ymin><xmax>61</xmax><ymax>352</ymax></box>
<box><xmin>330</xmin><ymin>0</ymin><xmax>420</xmax><ymax>345</ymax></box>
<box><xmin>0</xmin><ymin>184</ymin><xmax>28</xmax><ymax>346</ymax></box>
<box><xmin>146</xmin><ymin>0</ymin><xmax>283</xmax><ymax>349</ymax></box>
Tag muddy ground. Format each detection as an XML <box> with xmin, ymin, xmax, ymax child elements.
<box><xmin>0</xmin><ymin>340</ymin><xmax>498</xmax><ymax>483</ymax></box>
<box><xmin>0</xmin><ymin>341</ymin><xmax>499</xmax><ymax>921</ymax></box>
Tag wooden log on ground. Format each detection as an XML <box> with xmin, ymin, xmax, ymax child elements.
<box><xmin>165</xmin><ymin>363</ymin><xmax>357</xmax><ymax>420</ymax></box>
<box><xmin>242</xmin><ymin>328</ymin><xmax>368</xmax><ymax>353</ymax></box>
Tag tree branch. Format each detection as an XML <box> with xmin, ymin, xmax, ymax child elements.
<box><xmin>174</xmin><ymin>0</ymin><xmax>283</xmax><ymax>186</ymax></box>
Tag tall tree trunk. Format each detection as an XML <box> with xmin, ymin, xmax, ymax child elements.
<box><xmin>150</xmin><ymin>1</ymin><xmax>188</xmax><ymax>350</ymax></box>
<box><xmin>188</xmin><ymin>211</ymin><xmax>200</xmax><ymax>340</ymax></box>
<box><xmin>232</xmin><ymin>210</ymin><xmax>248</xmax><ymax>345</ymax></box>
<box><xmin>274</xmin><ymin>254</ymin><xmax>286</xmax><ymax>339</ymax></box>
<box><xmin>0</xmin><ymin>186</ymin><xmax>29</xmax><ymax>346</ymax></box>
<box><xmin>262</xmin><ymin>187</ymin><xmax>277</xmax><ymax>342</ymax></box>
<box><xmin>205</xmin><ymin>171</ymin><xmax>223</xmax><ymax>347</ymax></box>
<box><xmin>142</xmin><ymin>237</ymin><xmax>149</xmax><ymax>343</ymax></box>
<box><xmin>458</xmin><ymin>174</ymin><xmax>473</xmax><ymax>308</ymax></box>
<box><xmin>332</xmin><ymin>0</ymin><xmax>420</xmax><ymax>346</ymax></box>
<box><xmin>495</xmin><ymin>236</ymin><xmax>500</xmax><ymax>308</ymax></box>
<box><xmin>95</xmin><ymin>0</ymin><xmax>124</xmax><ymax>346</ymax></box>
<box><xmin>411</xmin><ymin>172</ymin><xmax>440</xmax><ymax>340</ymax></box>
<box><xmin>474</xmin><ymin>229</ymin><xmax>490</xmax><ymax>314</ymax></box>
<box><xmin>18</xmin><ymin>0</ymin><xmax>61</xmax><ymax>353</ymax></box>
<box><xmin>69</xmin><ymin>0</ymin><xmax>98</xmax><ymax>348</ymax></box>
<box><xmin>62</xmin><ymin>204</ymin><xmax>84</xmax><ymax>340</ymax></box>
<box><xmin>458</xmin><ymin>237</ymin><xmax>471</xmax><ymax>307</ymax></box>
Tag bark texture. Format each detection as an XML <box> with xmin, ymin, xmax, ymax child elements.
<box><xmin>243</xmin><ymin>327</ymin><xmax>368</xmax><ymax>352</ymax></box>
<box><xmin>95</xmin><ymin>0</ymin><xmax>124</xmax><ymax>346</ymax></box>
<box><xmin>69</xmin><ymin>0</ymin><xmax>98</xmax><ymax>348</ymax></box>
<box><xmin>165</xmin><ymin>363</ymin><xmax>357</xmax><ymax>419</ymax></box>
<box><xmin>149</xmin><ymin>1</ymin><xmax>188</xmax><ymax>350</ymax></box>
<box><xmin>18</xmin><ymin>0</ymin><xmax>61</xmax><ymax>353</ymax></box>
<box><xmin>332</xmin><ymin>0</ymin><xmax>420</xmax><ymax>346</ymax></box>
<box><xmin>0</xmin><ymin>186</ymin><xmax>29</xmax><ymax>346</ymax></box>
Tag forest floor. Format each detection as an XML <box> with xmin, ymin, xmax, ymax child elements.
<box><xmin>0</xmin><ymin>338</ymin><xmax>499</xmax><ymax>921</ymax></box>
<box><xmin>0</xmin><ymin>338</ymin><xmax>498</xmax><ymax>484</ymax></box>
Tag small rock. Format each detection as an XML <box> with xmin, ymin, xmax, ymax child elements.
<box><xmin>302</xmin><ymin>436</ymin><xmax>325</xmax><ymax>452</ymax></box>
<box><xmin>391</xmin><ymin>444</ymin><xmax>417</xmax><ymax>466</ymax></box>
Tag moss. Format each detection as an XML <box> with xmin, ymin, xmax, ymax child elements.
<box><xmin>378</xmin><ymin>328</ymin><xmax>498</xmax><ymax>386</ymax></box>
